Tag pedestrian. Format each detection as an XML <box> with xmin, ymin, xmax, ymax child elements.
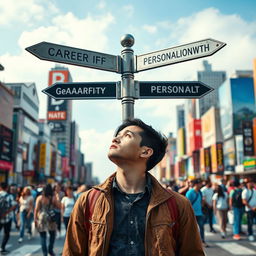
<box><xmin>34</xmin><ymin>184</ymin><xmax>61</xmax><ymax>256</ymax></box>
<box><xmin>0</xmin><ymin>182</ymin><xmax>17</xmax><ymax>255</ymax></box>
<box><xmin>242</xmin><ymin>179</ymin><xmax>256</xmax><ymax>241</ymax></box>
<box><xmin>18</xmin><ymin>186</ymin><xmax>34</xmax><ymax>243</ymax></box>
<box><xmin>229</xmin><ymin>180</ymin><xmax>244</xmax><ymax>240</ymax></box>
<box><xmin>201</xmin><ymin>179</ymin><xmax>215</xmax><ymax>233</ymax></box>
<box><xmin>212</xmin><ymin>184</ymin><xmax>229</xmax><ymax>239</ymax></box>
<box><xmin>63</xmin><ymin>118</ymin><xmax>204</xmax><ymax>256</ymax></box>
<box><xmin>61</xmin><ymin>186</ymin><xmax>76</xmax><ymax>231</ymax></box>
<box><xmin>53</xmin><ymin>183</ymin><xmax>65</xmax><ymax>239</ymax></box>
<box><xmin>186</xmin><ymin>179</ymin><xmax>208</xmax><ymax>247</ymax></box>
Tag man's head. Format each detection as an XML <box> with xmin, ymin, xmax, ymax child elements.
<box><xmin>190</xmin><ymin>179</ymin><xmax>202</xmax><ymax>191</ymax></box>
<box><xmin>0</xmin><ymin>182</ymin><xmax>8</xmax><ymax>191</ymax></box>
<box><xmin>108</xmin><ymin>118</ymin><xmax>167</xmax><ymax>171</ymax></box>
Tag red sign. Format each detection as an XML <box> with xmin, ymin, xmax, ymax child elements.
<box><xmin>188</xmin><ymin>119</ymin><xmax>202</xmax><ymax>155</ymax></box>
<box><xmin>47</xmin><ymin>111</ymin><xmax>67</xmax><ymax>120</ymax></box>
<box><xmin>0</xmin><ymin>160</ymin><xmax>12</xmax><ymax>170</ymax></box>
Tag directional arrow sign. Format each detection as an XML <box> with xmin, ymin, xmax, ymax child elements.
<box><xmin>136</xmin><ymin>38</ymin><xmax>226</xmax><ymax>72</ymax></box>
<box><xmin>26</xmin><ymin>42</ymin><xmax>121</xmax><ymax>73</ymax></box>
<box><xmin>139</xmin><ymin>81</ymin><xmax>213</xmax><ymax>99</ymax></box>
<box><xmin>42</xmin><ymin>82</ymin><xmax>117</xmax><ymax>100</ymax></box>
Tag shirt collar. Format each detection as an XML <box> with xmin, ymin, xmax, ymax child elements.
<box><xmin>112</xmin><ymin>174</ymin><xmax>152</xmax><ymax>195</ymax></box>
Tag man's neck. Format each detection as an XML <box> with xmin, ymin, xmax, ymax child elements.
<box><xmin>116</xmin><ymin>167</ymin><xmax>147</xmax><ymax>194</ymax></box>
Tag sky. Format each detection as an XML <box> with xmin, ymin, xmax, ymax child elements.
<box><xmin>1</xmin><ymin>0</ymin><xmax>256</xmax><ymax>182</ymax></box>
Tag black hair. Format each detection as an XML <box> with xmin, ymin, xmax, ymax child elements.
<box><xmin>217</xmin><ymin>185</ymin><xmax>225</xmax><ymax>198</ymax></box>
<box><xmin>42</xmin><ymin>184</ymin><xmax>54</xmax><ymax>197</ymax></box>
<box><xmin>0</xmin><ymin>182</ymin><xmax>8</xmax><ymax>190</ymax></box>
<box><xmin>115</xmin><ymin>118</ymin><xmax>168</xmax><ymax>171</ymax></box>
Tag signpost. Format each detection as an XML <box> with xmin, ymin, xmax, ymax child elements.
<box><xmin>26</xmin><ymin>42</ymin><xmax>121</xmax><ymax>73</ymax></box>
<box><xmin>43</xmin><ymin>82</ymin><xmax>117</xmax><ymax>100</ymax></box>
<box><xmin>26</xmin><ymin>35</ymin><xmax>226</xmax><ymax>120</ymax></box>
<box><xmin>138</xmin><ymin>81</ymin><xmax>213</xmax><ymax>99</ymax></box>
<box><xmin>136</xmin><ymin>38</ymin><xmax>226</xmax><ymax>72</ymax></box>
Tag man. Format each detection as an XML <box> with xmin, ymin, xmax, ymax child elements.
<box><xmin>63</xmin><ymin>118</ymin><xmax>204</xmax><ymax>256</ymax></box>
<box><xmin>0</xmin><ymin>182</ymin><xmax>17</xmax><ymax>255</ymax></box>
<box><xmin>242</xmin><ymin>179</ymin><xmax>256</xmax><ymax>241</ymax></box>
<box><xmin>201</xmin><ymin>180</ymin><xmax>215</xmax><ymax>233</ymax></box>
<box><xmin>229</xmin><ymin>180</ymin><xmax>244</xmax><ymax>240</ymax></box>
<box><xmin>186</xmin><ymin>179</ymin><xmax>208</xmax><ymax>247</ymax></box>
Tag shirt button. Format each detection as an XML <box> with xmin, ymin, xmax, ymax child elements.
<box><xmin>130</xmin><ymin>241</ymin><xmax>134</xmax><ymax>245</ymax></box>
<box><xmin>130</xmin><ymin>221</ymin><xmax>134</xmax><ymax>224</ymax></box>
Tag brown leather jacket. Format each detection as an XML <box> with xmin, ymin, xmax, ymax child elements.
<box><xmin>63</xmin><ymin>173</ymin><xmax>205</xmax><ymax>256</ymax></box>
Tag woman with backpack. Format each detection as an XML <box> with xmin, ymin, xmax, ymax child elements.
<box><xmin>213</xmin><ymin>184</ymin><xmax>229</xmax><ymax>238</ymax></box>
<box><xmin>18</xmin><ymin>186</ymin><xmax>34</xmax><ymax>243</ymax></box>
<box><xmin>34</xmin><ymin>184</ymin><xmax>61</xmax><ymax>256</ymax></box>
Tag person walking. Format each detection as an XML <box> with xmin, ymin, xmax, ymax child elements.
<box><xmin>229</xmin><ymin>180</ymin><xmax>244</xmax><ymax>240</ymax></box>
<box><xmin>242</xmin><ymin>179</ymin><xmax>256</xmax><ymax>241</ymax></box>
<box><xmin>61</xmin><ymin>186</ymin><xmax>76</xmax><ymax>231</ymax></box>
<box><xmin>186</xmin><ymin>179</ymin><xmax>208</xmax><ymax>247</ymax></box>
<box><xmin>201</xmin><ymin>180</ymin><xmax>215</xmax><ymax>233</ymax></box>
<box><xmin>34</xmin><ymin>184</ymin><xmax>61</xmax><ymax>256</ymax></box>
<box><xmin>63</xmin><ymin>118</ymin><xmax>205</xmax><ymax>256</ymax></box>
<box><xmin>18</xmin><ymin>186</ymin><xmax>34</xmax><ymax>243</ymax></box>
<box><xmin>213</xmin><ymin>184</ymin><xmax>229</xmax><ymax>239</ymax></box>
<box><xmin>0</xmin><ymin>182</ymin><xmax>17</xmax><ymax>255</ymax></box>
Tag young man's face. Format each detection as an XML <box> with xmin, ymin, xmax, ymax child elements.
<box><xmin>108</xmin><ymin>125</ymin><xmax>145</xmax><ymax>164</ymax></box>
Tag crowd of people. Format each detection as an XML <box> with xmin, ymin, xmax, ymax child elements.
<box><xmin>0</xmin><ymin>182</ymin><xmax>89</xmax><ymax>255</ymax></box>
<box><xmin>164</xmin><ymin>176</ymin><xmax>256</xmax><ymax>246</ymax></box>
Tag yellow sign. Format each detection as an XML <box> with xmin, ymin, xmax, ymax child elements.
<box><xmin>39</xmin><ymin>143</ymin><xmax>46</xmax><ymax>168</ymax></box>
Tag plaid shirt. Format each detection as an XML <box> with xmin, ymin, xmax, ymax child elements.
<box><xmin>0</xmin><ymin>191</ymin><xmax>17</xmax><ymax>224</ymax></box>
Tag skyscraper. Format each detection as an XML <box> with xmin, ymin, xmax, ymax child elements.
<box><xmin>197</xmin><ymin>60</ymin><xmax>226</xmax><ymax>117</ymax></box>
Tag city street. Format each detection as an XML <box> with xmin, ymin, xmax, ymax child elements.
<box><xmin>0</xmin><ymin>223</ymin><xmax>255</xmax><ymax>255</ymax></box>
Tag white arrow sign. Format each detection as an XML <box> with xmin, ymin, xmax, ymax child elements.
<box><xmin>136</xmin><ymin>38</ymin><xmax>226</xmax><ymax>72</ymax></box>
<box><xmin>26</xmin><ymin>42</ymin><xmax>121</xmax><ymax>73</ymax></box>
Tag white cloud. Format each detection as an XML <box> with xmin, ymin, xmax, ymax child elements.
<box><xmin>97</xmin><ymin>1</ymin><xmax>106</xmax><ymax>9</ymax></box>
<box><xmin>0</xmin><ymin>0</ymin><xmax>58</xmax><ymax>25</ymax></box>
<box><xmin>80</xmin><ymin>129</ymin><xmax>116</xmax><ymax>182</ymax></box>
<box><xmin>143</xmin><ymin>25</ymin><xmax>157</xmax><ymax>34</ymax></box>
<box><xmin>122</xmin><ymin>5</ymin><xmax>134</xmax><ymax>17</ymax></box>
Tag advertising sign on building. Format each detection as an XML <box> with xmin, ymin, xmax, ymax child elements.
<box><xmin>211</xmin><ymin>143</ymin><xmax>224</xmax><ymax>174</ymax></box>
<box><xmin>177</xmin><ymin>127</ymin><xmax>186</xmax><ymax>156</ymax></box>
<box><xmin>242</xmin><ymin>120</ymin><xmax>254</xmax><ymax>156</ymax></box>
<box><xmin>187</xmin><ymin>119</ymin><xmax>202</xmax><ymax>156</ymax></box>
<box><xmin>47</xmin><ymin>70</ymin><xmax>69</xmax><ymax>122</ymax></box>
<box><xmin>0</xmin><ymin>124</ymin><xmax>13</xmax><ymax>170</ymax></box>
<box><xmin>253</xmin><ymin>118</ymin><xmax>256</xmax><ymax>156</ymax></box>
<box><xmin>39</xmin><ymin>143</ymin><xmax>46</xmax><ymax>168</ymax></box>
<box><xmin>192</xmin><ymin>150</ymin><xmax>200</xmax><ymax>174</ymax></box>
<box><xmin>200</xmin><ymin>147</ymin><xmax>211</xmax><ymax>173</ymax></box>
<box><xmin>223</xmin><ymin>138</ymin><xmax>236</xmax><ymax>172</ymax></box>
<box><xmin>201</xmin><ymin>107</ymin><xmax>222</xmax><ymax>148</ymax></box>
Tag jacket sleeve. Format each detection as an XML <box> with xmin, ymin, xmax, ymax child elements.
<box><xmin>177</xmin><ymin>196</ymin><xmax>205</xmax><ymax>256</ymax></box>
<box><xmin>62</xmin><ymin>192</ymin><xmax>89</xmax><ymax>256</ymax></box>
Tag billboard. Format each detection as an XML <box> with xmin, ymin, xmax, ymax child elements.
<box><xmin>177</xmin><ymin>128</ymin><xmax>186</xmax><ymax>156</ymax></box>
<box><xmin>47</xmin><ymin>70</ymin><xmax>69</xmax><ymax>121</ymax></box>
<box><xmin>242</xmin><ymin>120</ymin><xmax>254</xmax><ymax>156</ymax></box>
<box><xmin>219</xmin><ymin>80</ymin><xmax>233</xmax><ymax>140</ymax></box>
<box><xmin>223</xmin><ymin>138</ymin><xmax>236</xmax><ymax>172</ymax></box>
<box><xmin>187</xmin><ymin>119</ymin><xmax>202</xmax><ymax>155</ymax></box>
<box><xmin>0</xmin><ymin>124</ymin><xmax>13</xmax><ymax>170</ymax></box>
<box><xmin>232</xmin><ymin>78</ymin><xmax>256</xmax><ymax>135</ymax></box>
<box><xmin>253</xmin><ymin>118</ymin><xmax>256</xmax><ymax>156</ymax></box>
<box><xmin>211</xmin><ymin>143</ymin><xmax>224</xmax><ymax>174</ymax></box>
<box><xmin>200</xmin><ymin>147</ymin><xmax>211</xmax><ymax>174</ymax></box>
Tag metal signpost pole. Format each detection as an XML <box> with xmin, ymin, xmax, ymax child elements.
<box><xmin>120</xmin><ymin>34</ymin><xmax>135</xmax><ymax>121</ymax></box>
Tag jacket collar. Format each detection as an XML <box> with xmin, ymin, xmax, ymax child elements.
<box><xmin>93</xmin><ymin>172</ymin><xmax>172</xmax><ymax>206</ymax></box>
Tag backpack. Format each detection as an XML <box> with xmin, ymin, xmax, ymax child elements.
<box><xmin>84</xmin><ymin>189</ymin><xmax>179</xmax><ymax>251</ymax></box>
<box><xmin>232</xmin><ymin>189</ymin><xmax>243</xmax><ymax>208</ymax></box>
<box><xmin>0</xmin><ymin>193</ymin><xmax>9</xmax><ymax>218</ymax></box>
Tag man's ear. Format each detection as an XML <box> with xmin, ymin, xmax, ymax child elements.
<box><xmin>140</xmin><ymin>147</ymin><xmax>153</xmax><ymax>159</ymax></box>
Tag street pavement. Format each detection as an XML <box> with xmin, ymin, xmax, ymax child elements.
<box><xmin>0</xmin><ymin>223</ymin><xmax>255</xmax><ymax>255</ymax></box>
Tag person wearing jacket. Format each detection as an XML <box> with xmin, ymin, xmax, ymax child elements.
<box><xmin>63</xmin><ymin>118</ymin><xmax>205</xmax><ymax>256</ymax></box>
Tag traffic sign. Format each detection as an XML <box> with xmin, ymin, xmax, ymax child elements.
<box><xmin>42</xmin><ymin>82</ymin><xmax>117</xmax><ymax>100</ymax></box>
<box><xmin>138</xmin><ymin>81</ymin><xmax>213</xmax><ymax>99</ymax></box>
<box><xmin>136</xmin><ymin>38</ymin><xmax>226</xmax><ymax>72</ymax></box>
<box><xmin>26</xmin><ymin>42</ymin><xmax>121</xmax><ymax>73</ymax></box>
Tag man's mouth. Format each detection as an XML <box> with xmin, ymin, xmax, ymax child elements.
<box><xmin>110</xmin><ymin>144</ymin><xmax>118</xmax><ymax>149</ymax></box>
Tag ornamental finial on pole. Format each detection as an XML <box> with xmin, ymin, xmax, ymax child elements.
<box><xmin>120</xmin><ymin>34</ymin><xmax>135</xmax><ymax>48</ymax></box>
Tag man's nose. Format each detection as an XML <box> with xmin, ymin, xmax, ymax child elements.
<box><xmin>112</xmin><ymin>136</ymin><xmax>121</xmax><ymax>143</ymax></box>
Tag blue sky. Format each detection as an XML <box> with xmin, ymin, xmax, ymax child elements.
<box><xmin>1</xmin><ymin>0</ymin><xmax>256</xmax><ymax>181</ymax></box>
